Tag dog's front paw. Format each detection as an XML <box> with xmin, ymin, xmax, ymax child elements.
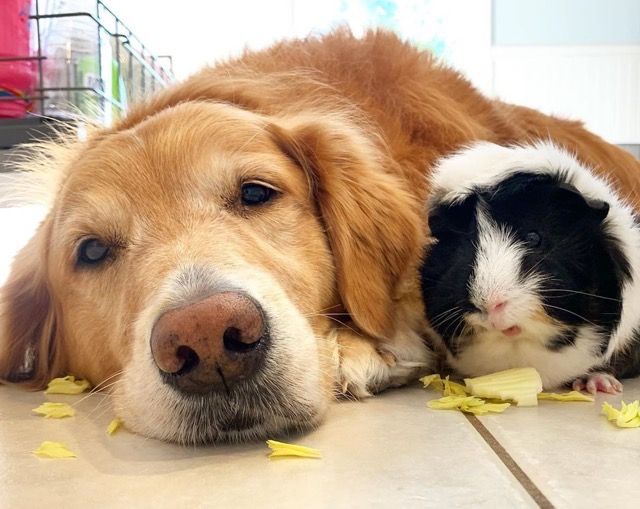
<box><xmin>337</xmin><ymin>329</ymin><xmax>431</xmax><ymax>398</ymax></box>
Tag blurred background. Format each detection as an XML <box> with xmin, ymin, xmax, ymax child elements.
<box><xmin>0</xmin><ymin>0</ymin><xmax>639</xmax><ymax>282</ymax></box>
<box><xmin>2</xmin><ymin>0</ymin><xmax>639</xmax><ymax>145</ymax></box>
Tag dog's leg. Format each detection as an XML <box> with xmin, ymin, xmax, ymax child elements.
<box><xmin>337</xmin><ymin>327</ymin><xmax>433</xmax><ymax>398</ymax></box>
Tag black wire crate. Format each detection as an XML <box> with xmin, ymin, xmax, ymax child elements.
<box><xmin>0</xmin><ymin>0</ymin><xmax>174</xmax><ymax>138</ymax></box>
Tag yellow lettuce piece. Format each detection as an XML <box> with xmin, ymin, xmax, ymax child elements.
<box><xmin>465</xmin><ymin>368</ymin><xmax>543</xmax><ymax>406</ymax></box>
<box><xmin>602</xmin><ymin>402</ymin><xmax>620</xmax><ymax>421</ymax></box>
<box><xmin>266</xmin><ymin>440</ymin><xmax>321</xmax><ymax>459</ymax></box>
<box><xmin>419</xmin><ymin>374</ymin><xmax>442</xmax><ymax>389</ymax></box>
<box><xmin>427</xmin><ymin>395</ymin><xmax>511</xmax><ymax>414</ymax></box>
<box><xmin>538</xmin><ymin>391</ymin><xmax>594</xmax><ymax>402</ymax></box>
<box><xmin>602</xmin><ymin>401</ymin><xmax>640</xmax><ymax>428</ymax></box>
<box><xmin>616</xmin><ymin>400</ymin><xmax>640</xmax><ymax>428</ymax></box>
<box><xmin>443</xmin><ymin>378</ymin><xmax>468</xmax><ymax>397</ymax></box>
<box><xmin>617</xmin><ymin>401</ymin><xmax>640</xmax><ymax>428</ymax></box>
<box><xmin>463</xmin><ymin>402</ymin><xmax>511</xmax><ymax>415</ymax></box>
<box><xmin>45</xmin><ymin>375</ymin><xmax>91</xmax><ymax>395</ymax></box>
<box><xmin>427</xmin><ymin>395</ymin><xmax>480</xmax><ymax>409</ymax></box>
<box><xmin>419</xmin><ymin>374</ymin><xmax>468</xmax><ymax>396</ymax></box>
<box><xmin>106</xmin><ymin>418</ymin><xmax>124</xmax><ymax>435</ymax></box>
<box><xmin>32</xmin><ymin>402</ymin><xmax>75</xmax><ymax>419</ymax></box>
<box><xmin>32</xmin><ymin>441</ymin><xmax>76</xmax><ymax>459</ymax></box>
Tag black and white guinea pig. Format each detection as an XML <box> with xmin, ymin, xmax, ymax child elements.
<box><xmin>420</xmin><ymin>141</ymin><xmax>640</xmax><ymax>393</ymax></box>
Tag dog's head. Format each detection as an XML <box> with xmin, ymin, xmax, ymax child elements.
<box><xmin>0</xmin><ymin>101</ymin><xmax>421</xmax><ymax>443</ymax></box>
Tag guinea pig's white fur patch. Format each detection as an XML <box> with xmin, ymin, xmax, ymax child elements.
<box><xmin>429</xmin><ymin>141</ymin><xmax>640</xmax><ymax>385</ymax></box>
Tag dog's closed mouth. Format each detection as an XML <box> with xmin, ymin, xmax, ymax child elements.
<box><xmin>218</xmin><ymin>412</ymin><xmax>264</xmax><ymax>433</ymax></box>
<box><xmin>164</xmin><ymin>392</ymin><xmax>319</xmax><ymax>444</ymax></box>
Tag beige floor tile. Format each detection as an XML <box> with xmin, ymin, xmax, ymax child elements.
<box><xmin>477</xmin><ymin>377</ymin><xmax>640</xmax><ymax>508</ymax></box>
<box><xmin>0</xmin><ymin>385</ymin><xmax>535</xmax><ymax>509</ymax></box>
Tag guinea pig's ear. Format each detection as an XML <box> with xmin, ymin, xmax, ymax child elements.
<box><xmin>0</xmin><ymin>215</ymin><xmax>64</xmax><ymax>388</ymax></box>
<box><xmin>553</xmin><ymin>182</ymin><xmax>610</xmax><ymax>222</ymax></box>
<box><xmin>585</xmin><ymin>197</ymin><xmax>610</xmax><ymax>221</ymax></box>
<box><xmin>268</xmin><ymin>118</ymin><xmax>422</xmax><ymax>339</ymax></box>
<box><xmin>428</xmin><ymin>196</ymin><xmax>477</xmax><ymax>238</ymax></box>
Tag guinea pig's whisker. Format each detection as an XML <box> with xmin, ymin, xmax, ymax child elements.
<box><xmin>430</xmin><ymin>306</ymin><xmax>462</xmax><ymax>326</ymax></box>
<box><xmin>313</xmin><ymin>304</ymin><xmax>346</xmax><ymax>314</ymax></box>
<box><xmin>442</xmin><ymin>312</ymin><xmax>463</xmax><ymax>332</ymax></box>
<box><xmin>521</xmin><ymin>259</ymin><xmax>555</xmax><ymax>283</ymax></box>
<box><xmin>326</xmin><ymin>318</ymin><xmax>362</xmax><ymax>336</ymax></box>
<box><xmin>530</xmin><ymin>275</ymin><xmax>554</xmax><ymax>290</ymax></box>
<box><xmin>522</xmin><ymin>239</ymin><xmax>571</xmax><ymax>277</ymax></box>
<box><xmin>303</xmin><ymin>312</ymin><xmax>351</xmax><ymax>319</ymax></box>
<box><xmin>431</xmin><ymin>313</ymin><xmax>461</xmax><ymax>328</ymax></box>
<box><xmin>538</xmin><ymin>288</ymin><xmax>622</xmax><ymax>302</ymax></box>
<box><xmin>450</xmin><ymin>320</ymin><xmax>470</xmax><ymax>354</ymax></box>
<box><xmin>303</xmin><ymin>313</ymin><xmax>362</xmax><ymax>336</ymax></box>
<box><xmin>541</xmin><ymin>303</ymin><xmax>600</xmax><ymax>328</ymax></box>
<box><xmin>431</xmin><ymin>312</ymin><xmax>464</xmax><ymax>330</ymax></box>
<box><xmin>430</xmin><ymin>305</ymin><xmax>462</xmax><ymax>321</ymax></box>
<box><xmin>446</xmin><ymin>315</ymin><xmax>467</xmax><ymax>341</ymax></box>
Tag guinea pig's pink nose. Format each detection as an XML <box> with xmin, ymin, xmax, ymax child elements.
<box><xmin>150</xmin><ymin>292</ymin><xmax>267</xmax><ymax>394</ymax></box>
<box><xmin>487</xmin><ymin>300</ymin><xmax>507</xmax><ymax>314</ymax></box>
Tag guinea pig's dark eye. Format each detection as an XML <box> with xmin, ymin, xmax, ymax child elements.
<box><xmin>524</xmin><ymin>231</ymin><xmax>542</xmax><ymax>248</ymax></box>
<box><xmin>241</xmin><ymin>183</ymin><xmax>275</xmax><ymax>206</ymax></box>
<box><xmin>78</xmin><ymin>238</ymin><xmax>110</xmax><ymax>266</ymax></box>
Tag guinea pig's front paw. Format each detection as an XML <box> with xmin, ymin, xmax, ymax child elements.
<box><xmin>572</xmin><ymin>372</ymin><xmax>623</xmax><ymax>395</ymax></box>
<box><xmin>336</xmin><ymin>330</ymin><xmax>429</xmax><ymax>399</ymax></box>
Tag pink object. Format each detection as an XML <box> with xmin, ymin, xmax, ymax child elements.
<box><xmin>501</xmin><ymin>325</ymin><xmax>522</xmax><ymax>337</ymax></box>
<box><xmin>0</xmin><ymin>0</ymin><xmax>35</xmax><ymax>118</ymax></box>
<box><xmin>572</xmin><ymin>372</ymin><xmax>623</xmax><ymax>394</ymax></box>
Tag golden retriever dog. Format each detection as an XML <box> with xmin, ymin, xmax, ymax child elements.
<box><xmin>1</xmin><ymin>30</ymin><xmax>638</xmax><ymax>443</ymax></box>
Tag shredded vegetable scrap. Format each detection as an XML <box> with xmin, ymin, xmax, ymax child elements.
<box><xmin>419</xmin><ymin>374</ymin><xmax>441</xmax><ymax>389</ymax></box>
<box><xmin>538</xmin><ymin>391</ymin><xmax>594</xmax><ymax>402</ymax></box>
<box><xmin>45</xmin><ymin>376</ymin><xmax>91</xmax><ymax>395</ymax></box>
<box><xmin>443</xmin><ymin>378</ymin><xmax>468</xmax><ymax>397</ymax></box>
<box><xmin>602</xmin><ymin>402</ymin><xmax>619</xmax><ymax>421</ymax></box>
<box><xmin>420</xmin><ymin>369</ymin><xmax>599</xmax><ymax>417</ymax></box>
<box><xmin>106</xmin><ymin>418</ymin><xmax>124</xmax><ymax>435</ymax></box>
<box><xmin>602</xmin><ymin>401</ymin><xmax>640</xmax><ymax>428</ymax></box>
<box><xmin>419</xmin><ymin>374</ymin><xmax>467</xmax><ymax>396</ymax></box>
<box><xmin>427</xmin><ymin>395</ymin><xmax>479</xmax><ymax>409</ymax></box>
<box><xmin>427</xmin><ymin>395</ymin><xmax>510</xmax><ymax>415</ymax></box>
<box><xmin>467</xmin><ymin>402</ymin><xmax>512</xmax><ymax>415</ymax></box>
<box><xmin>32</xmin><ymin>441</ymin><xmax>76</xmax><ymax>459</ymax></box>
<box><xmin>266</xmin><ymin>440</ymin><xmax>321</xmax><ymax>459</ymax></box>
<box><xmin>465</xmin><ymin>368</ymin><xmax>543</xmax><ymax>407</ymax></box>
<box><xmin>32</xmin><ymin>402</ymin><xmax>76</xmax><ymax>419</ymax></box>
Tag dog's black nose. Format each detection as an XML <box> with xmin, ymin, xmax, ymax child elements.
<box><xmin>150</xmin><ymin>292</ymin><xmax>267</xmax><ymax>393</ymax></box>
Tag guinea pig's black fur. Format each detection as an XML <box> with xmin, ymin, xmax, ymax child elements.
<box><xmin>420</xmin><ymin>142</ymin><xmax>640</xmax><ymax>390</ymax></box>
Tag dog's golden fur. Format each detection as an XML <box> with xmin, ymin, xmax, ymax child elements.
<box><xmin>1</xmin><ymin>30</ymin><xmax>638</xmax><ymax>442</ymax></box>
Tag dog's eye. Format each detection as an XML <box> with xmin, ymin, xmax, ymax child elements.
<box><xmin>524</xmin><ymin>231</ymin><xmax>542</xmax><ymax>248</ymax></box>
<box><xmin>241</xmin><ymin>183</ymin><xmax>275</xmax><ymax>206</ymax></box>
<box><xmin>78</xmin><ymin>238</ymin><xmax>110</xmax><ymax>266</ymax></box>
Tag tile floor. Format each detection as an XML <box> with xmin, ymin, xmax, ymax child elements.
<box><xmin>1</xmin><ymin>380</ymin><xmax>640</xmax><ymax>509</ymax></box>
<box><xmin>2</xmin><ymin>167</ymin><xmax>640</xmax><ymax>509</ymax></box>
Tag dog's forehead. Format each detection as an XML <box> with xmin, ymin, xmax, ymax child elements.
<box><xmin>62</xmin><ymin>102</ymin><xmax>289</xmax><ymax>203</ymax></box>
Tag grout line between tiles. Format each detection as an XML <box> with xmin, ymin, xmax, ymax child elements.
<box><xmin>465</xmin><ymin>414</ymin><xmax>555</xmax><ymax>509</ymax></box>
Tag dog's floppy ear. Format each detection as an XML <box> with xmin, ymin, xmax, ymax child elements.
<box><xmin>0</xmin><ymin>216</ymin><xmax>63</xmax><ymax>388</ymax></box>
<box><xmin>269</xmin><ymin>117</ymin><xmax>422</xmax><ymax>338</ymax></box>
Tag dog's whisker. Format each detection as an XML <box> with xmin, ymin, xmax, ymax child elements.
<box><xmin>73</xmin><ymin>370</ymin><xmax>125</xmax><ymax>407</ymax></box>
